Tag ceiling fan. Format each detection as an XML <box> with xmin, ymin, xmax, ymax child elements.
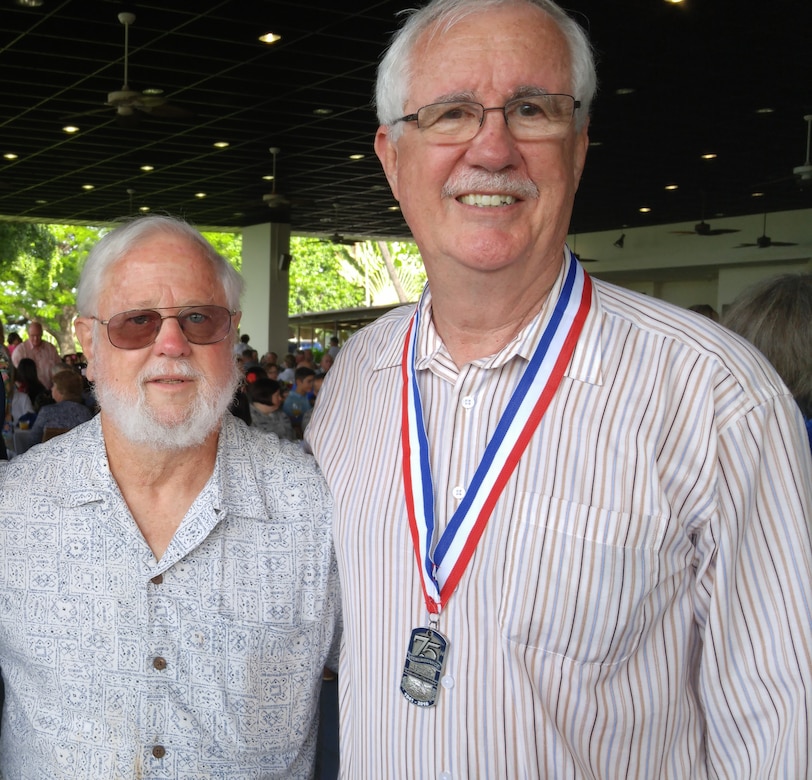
<box><xmin>321</xmin><ymin>202</ymin><xmax>357</xmax><ymax>245</ymax></box>
<box><xmin>671</xmin><ymin>219</ymin><xmax>740</xmax><ymax>237</ymax></box>
<box><xmin>104</xmin><ymin>12</ymin><xmax>193</xmax><ymax>123</ymax></box>
<box><xmin>734</xmin><ymin>212</ymin><xmax>798</xmax><ymax>249</ymax></box>
<box><xmin>262</xmin><ymin>147</ymin><xmax>292</xmax><ymax>211</ymax></box>
<box><xmin>327</xmin><ymin>231</ymin><xmax>356</xmax><ymax>246</ymax></box>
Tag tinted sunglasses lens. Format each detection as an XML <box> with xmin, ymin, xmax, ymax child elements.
<box><xmin>178</xmin><ymin>306</ymin><xmax>232</xmax><ymax>344</ymax></box>
<box><xmin>106</xmin><ymin>310</ymin><xmax>162</xmax><ymax>349</ymax></box>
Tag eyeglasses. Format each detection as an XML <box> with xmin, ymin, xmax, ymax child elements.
<box><xmin>396</xmin><ymin>94</ymin><xmax>580</xmax><ymax>144</ymax></box>
<box><xmin>90</xmin><ymin>305</ymin><xmax>236</xmax><ymax>350</ymax></box>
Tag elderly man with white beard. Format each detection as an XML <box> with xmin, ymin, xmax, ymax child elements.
<box><xmin>0</xmin><ymin>215</ymin><xmax>341</xmax><ymax>779</ymax></box>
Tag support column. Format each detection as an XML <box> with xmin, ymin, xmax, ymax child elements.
<box><xmin>239</xmin><ymin>222</ymin><xmax>291</xmax><ymax>357</ymax></box>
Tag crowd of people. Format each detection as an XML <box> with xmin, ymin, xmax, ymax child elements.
<box><xmin>0</xmin><ymin>0</ymin><xmax>809</xmax><ymax>778</ymax></box>
<box><xmin>230</xmin><ymin>338</ymin><xmax>333</xmax><ymax>440</ymax></box>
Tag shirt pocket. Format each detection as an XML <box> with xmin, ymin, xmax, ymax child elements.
<box><xmin>498</xmin><ymin>493</ymin><xmax>664</xmax><ymax>667</ymax></box>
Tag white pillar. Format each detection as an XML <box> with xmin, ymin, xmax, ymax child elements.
<box><xmin>239</xmin><ymin>222</ymin><xmax>291</xmax><ymax>357</ymax></box>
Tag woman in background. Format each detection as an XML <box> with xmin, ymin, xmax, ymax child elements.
<box><xmin>723</xmin><ymin>273</ymin><xmax>812</xmax><ymax>454</ymax></box>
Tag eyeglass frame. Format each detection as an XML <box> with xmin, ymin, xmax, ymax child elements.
<box><xmin>88</xmin><ymin>305</ymin><xmax>239</xmax><ymax>350</ymax></box>
<box><xmin>395</xmin><ymin>94</ymin><xmax>581</xmax><ymax>142</ymax></box>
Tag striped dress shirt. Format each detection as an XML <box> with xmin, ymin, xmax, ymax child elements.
<box><xmin>307</xmin><ymin>254</ymin><xmax>812</xmax><ymax>779</ymax></box>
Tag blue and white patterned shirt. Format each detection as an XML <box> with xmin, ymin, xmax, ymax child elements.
<box><xmin>0</xmin><ymin>413</ymin><xmax>341</xmax><ymax>779</ymax></box>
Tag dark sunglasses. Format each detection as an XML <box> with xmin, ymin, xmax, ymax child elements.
<box><xmin>90</xmin><ymin>305</ymin><xmax>236</xmax><ymax>350</ymax></box>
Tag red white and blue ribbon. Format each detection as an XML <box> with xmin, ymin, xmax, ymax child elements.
<box><xmin>401</xmin><ymin>249</ymin><xmax>593</xmax><ymax>615</ymax></box>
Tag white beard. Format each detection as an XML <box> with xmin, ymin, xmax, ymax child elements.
<box><xmin>93</xmin><ymin>354</ymin><xmax>242</xmax><ymax>452</ymax></box>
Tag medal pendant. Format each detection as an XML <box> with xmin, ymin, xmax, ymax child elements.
<box><xmin>400</xmin><ymin>626</ymin><xmax>449</xmax><ymax>707</ymax></box>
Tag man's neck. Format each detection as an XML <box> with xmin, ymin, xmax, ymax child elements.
<box><xmin>428</xmin><ymin>269</ymin><xmax>561</xmax><ymax>367</ymax></box>
<box><xmin>102</xmin><ymin>416</ymin><xmax>220</xmax><ymax>560</ymax></box>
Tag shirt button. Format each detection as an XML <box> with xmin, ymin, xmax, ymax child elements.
<box><xmin>452</xmin><ymin>486</ymin><xmax>465</xmax><ymax>500</ymax></box>
<box><xmin>153</xmin><ymin>656</ymin><xmax>167</xmax><ymax>670</ymax></box>
<box><xmin>461</xmin><ymin>395</ymin><xmax>475</xmax><ymax>409</ymax></box>
<box><xmin>441</xmin><ymin>674</ymin><xmax>454</xmax><ymax>689</ymax></box>
<box><xmin>150</xmin><ymin>574</ymin><xmax>163</xmax><ymax>585</ymax></box>
<box><xmin>152</xmin><ymin>745</ymin><xmax>166</xmax><ymax>759</ymax></box>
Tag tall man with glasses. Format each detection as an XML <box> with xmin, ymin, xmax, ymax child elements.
<box><xmin>306</xmin><ymin>0</ymin><xmax>812</xmax><ymax>776</ymax></box>
<box><xmin>0</xmin><ymin>215</ymin><xmax>341</xmax><ymax>778</ymax></box>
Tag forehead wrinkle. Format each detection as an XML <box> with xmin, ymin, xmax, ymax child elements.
<box><xmin>426</xmin><ymin>84</ymin><xmax>558</xmax><ymax>107</ymax></box>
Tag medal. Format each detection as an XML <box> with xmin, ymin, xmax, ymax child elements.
<box><xmin>399</xmin><ymin>249</ymin><xmax>592</xmax><ymax>706</ymax></box>
<box><xmin>400</xmin><ymin>625</ymin><xmax>449</xmax><ymax>707</ymax></box>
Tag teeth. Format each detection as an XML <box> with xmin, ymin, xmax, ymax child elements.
<box><xmin>459</xmin><ymin>193</ymin><xmax>516</xmax><ymax>207</ymax></box>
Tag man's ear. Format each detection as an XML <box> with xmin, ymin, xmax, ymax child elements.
<box><xmin>374</xmin><ymin>125</ymin><xmax>400</xmax><ymax>202</ymax></box>
<box><xmin>74</xmin><ymin>317</ymin><xmax>96</xmax><ymax>382</ymax></box>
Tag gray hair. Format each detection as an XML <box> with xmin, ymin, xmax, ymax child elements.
<box><xmin>375</xmin><ymin>0</ymin><xmax>597</xmax><ymax>137</ymax></box>
<box><xmin>76</xmin><ymin>215</ymin><xmax>244</xmax><ymax>315</ymax></box>
<box><xmin>723</xmin><ymin>273</ymin><xmax>812</xmax><ymax>419</ymax></box>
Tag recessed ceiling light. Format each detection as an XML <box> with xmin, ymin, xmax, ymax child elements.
<box><xmin>139</xmin><ymin>206</ymin><xmax>150</xmax><ymax>212</ymax></box>
<box><xmin>213</xmin><ymin>141</ymin><xmax>229</xmax><ymax>148</ymax></box>
<box><xmin>755</xmin><ymin>107</ymin><xmax>775</xmax><ymax>114</ymax></box>
<box><xmin>15</xmin><ymin>0</ymin><xmax>44</xmax><ymax>7</ymax></box>
<box><xmin>140</xmin><ymin>165</ymin><xmax>154</xmax><ymax>172</ymax></box>
<box><xmin>701</xmin><ymin>153</ymin><xmax>717</xmax><ymax>160</ymax></box>
<box><xmin>259</xmin><ymin>32</ymin><xmax>282</xmax><ymax>45</ymax></box>
<box><xmin>588</xmin><ymin>140</ymin><xmax>603</xmax><ymax>147</ymax></box>
<box><xmin>35</xmin><ymin>199</ymin><xmax>47</xmax><ymax>204</ymax></box>
<box><xmin>639</xmin><ymin>206</ymin><xmax>652</xmax><ymax>213</ymax></box>
<box><xmin>262</xmin><ymin>175</ymin><xmax>274</xmax><ymax>181</ymax></box>
<box><xmin>62</xmin><ymin>125</ymin><xmax>80</xmax><ymax>134</ymax></box>
<box><xmin>82</xmin><ymin>184</ymin><xmax>94</xmax><ymax>190</ymax></box>
<box><xmin>349</xmin><ymin>154</ymin><xmax>365</xmax><ymax>160</ymax></box>
<box><xmin>665</xmin><ymin>0</ymin><xmax>683</xmax><ymax>4</ymax></box>
<box><xmin>388</xmin><ymin>206</ymin><xmax>401</xmax><ymax>212</ymax></box>
<box><xmin>664</xmin><ymin>183</ymin><xmax>679</xmax><ymax>191</ymax></box>
<box><xmin>751</xmin><ymin>191</ymin><xmax>765</xmax><ymax>198</ymax></box>
<box><xmin>313</xmin><ymin>108</ymin><xmax>333</xmax><ymax>116</ymax></box>
<box><xmin>615</xmin><ymin>87</ymin><xmax>636</xmax><ymax>96</ymax></box>
<box><xmin>195</xmin><ymin>192</ymin><xmax>207</xmax><ymax>199</ymax></box>
<box><xmin>3</xmin><ymin>153</ymin><xmax>18</xmax><ymax>160</ymax></box>
<box><xmin>142</xmin><ymin>88</ymin><xmax>164</xmax><ymax>96</ymax></box>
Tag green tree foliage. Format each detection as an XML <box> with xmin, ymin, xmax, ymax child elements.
<box><xmin>0</xmin><ymin>224</ymin><xmax>102</xmax><ymax>354</ymax></box>
<box><xmin>289</xmin><ymin>236</ymin><xmax>425</xmax><ymax>314</ymax></box>
<box><xmin>289</xmin><ymin>237</ymin><xmax>365</xmax><ymax>314</ymax></box>
<box><xmin>0</xmin><ymin>222</ymin><xmax>56</xmax><ymax>273</ymax></box>
<box><xmin>203</xmin><ymin>231</ymin><xmax>242</xmax><ymax>271</ymax></box>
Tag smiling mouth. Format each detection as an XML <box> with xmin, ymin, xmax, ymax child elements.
<box><xmin>458</xmin><ymin>193</ymin><xmax>518</xmax><ymax>207</ymax></box>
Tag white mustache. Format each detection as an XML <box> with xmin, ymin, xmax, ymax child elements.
<box><xmin>442</xmin><ymin>171</ymin><xmax>539</xmax><ymax>200</ymax></box>
<box><xmin>139</xmin><ymin>360</ymin><xmax>201</xmax><ymax>383</ymax></box>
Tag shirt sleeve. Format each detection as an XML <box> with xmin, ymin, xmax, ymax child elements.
<box><xmin>694</xmin><ymin>393</ymin><xmax>812</xmax><ymax>776</ymax></box>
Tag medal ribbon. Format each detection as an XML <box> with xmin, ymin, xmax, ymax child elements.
<box><xmin>401</xmin><ymin>250</ymin><xmax>592</xmax><ymax>614</ymax></box>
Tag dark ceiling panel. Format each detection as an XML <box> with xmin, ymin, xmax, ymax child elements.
<box><xmin>0</xmin><ymin>0</ymin><xmax>810</xmax><ymax>238</ymax></box>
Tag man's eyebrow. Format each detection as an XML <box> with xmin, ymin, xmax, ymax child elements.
<box><xmin>510</xmin><ymin>85</ymin><xmax>553</xmax><ymax>99</ymax></box>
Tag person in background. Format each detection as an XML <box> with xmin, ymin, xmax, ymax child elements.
<box><xmin>13</xmin><ymin>357</ymin><xmax>51</xmax><ymax>415</ymax></box>
<box><xmin>6</xmin><ymin>332</ymin><xmax>21</xmax><ymax>355</ymax></box>
<box><xmin>0</xmin><ymin>323</ymin><xmax>11</xmax><ymax>460</ymax></box>
<box><xmin>10</xmin><ymin>320</ymin><xmax>62</xmax><ymax>390</ymax></box>
<box><xmin>233</xmin><ymin>331</ymin><xmax>252</xmax><ymax>356</ymax></box>
<box><xmin>688</xmin><ymin>302</ymin><xmax>720</xmax><ymax>322</ymax></box>
<box><xmin>247</xmin><ymin>376</ymin><xmax>296</xmax><ymax>441</ymax></box>
<box><xmin>327</xmin><ymin>336</ymin><xmax>341</xmax><ymax>359</ymax></box>
<box><xmin>12</xmin><ymin>367</ymin><xmax>94</xmax><ymax>454</ymax></box>
<box><xmin>278</xmin><ymin>353</ymin><xmax>296</xmax><ymax>385</ymax></box>
<box><xmin>0</xmin><ymin>214</ymin><xmax>340</xmax><ymax>777</ymax></box>
<box><xmin>318</xmin><ymin>351</ymin><xmax>334</xmax><ymax>375</ymax></box>
<box><xmin>306</xmin><ymin>0</ymin><xmax>812</xmax><ymax>776</ymax></box>
<box><xmin>301</xmin><ymin>373</ymin><xmax>324</xmax><ymax>437</ymax></box>
<box><xmin>283</xmin><ymin>365</ymin><xmax>315</xmax><ymax>437</ymax></box>
<box><xmin>723</xmin><ymin>272</ymin><xmax>812</xmax><ymax>455</ymax></box>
